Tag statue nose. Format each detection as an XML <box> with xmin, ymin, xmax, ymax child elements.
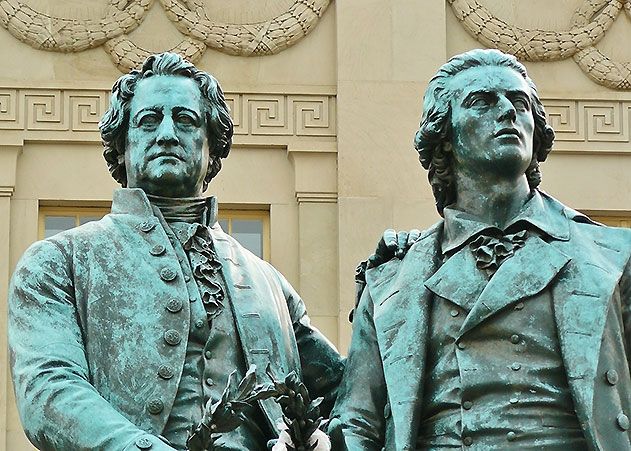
<box><xmin>497</xmin><ymin>97</ymin><xmax>517</xmax><ymax>122</ymax></box>
<box><xmin>156</xmin><ymin>119</ymin><xmax>179</xmax><ymax>146</ymax></box>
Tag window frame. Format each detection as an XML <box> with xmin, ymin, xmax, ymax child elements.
<box><xmin>217</xmin><ymin>209</ymin><xmax>271</xmax><ymax>261</ymax></box>
<box><xmin>39</xmin><ymin>205</ymin><xmax>271</xmax><ymax>261</ymax></box>
<box><xmin>38</xmin><ymin>206</ymin><xmax>110</xmax><ymax>240</ymax></box>
<box><xmin>580</xmin><ymin>210</ymin><xmax>631</xmax><ymax>228</ymax></box>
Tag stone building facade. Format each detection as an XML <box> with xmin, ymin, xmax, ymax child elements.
<box><xmin>1</xmin><ymin>1</ymin><xmax>631</xmax><ymax>448</ymax></box>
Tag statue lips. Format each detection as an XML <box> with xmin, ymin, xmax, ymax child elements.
<box><xmin>148</xmin><ymin>150</ymin><xmax>186</xmax><ymax>162</ymax></box>
<box><xmin>494</xmin><ymin>127</ymin><xmax>521</xmax><ymax>141</ymax></box>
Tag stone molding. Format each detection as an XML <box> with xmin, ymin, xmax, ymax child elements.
<box><xmin>449</xmin><ymin>0</ymin><xmax>631</xmax><ymax>89</ymax></box>
<box><xmin>0</xmin><ymin>186</ymin><xmax>14</xmax><ymax>197</ymax></box>
<box><xmin>0</xmin><ymin>87</ymin><xmax>336</xmax><ymax>144</ymax></box>
<box><xmin>543</xmin><ymin>97</ymin><xmax>631</xmax><ymax>153</ymax></box>
<box><xmin>295</xmin><ymin>191</ymin><xmax>337</xmax><ymax>204</ymax></box>
<box><xmin>0</xmin><ymin>0</ymin><xmax>332</xmax><ymax>72</ymax></box>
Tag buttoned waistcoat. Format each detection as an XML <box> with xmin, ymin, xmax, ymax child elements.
<box><xmin>330</xmin><ymin>193</ymin><xmax>631</xmax><ymax>451</ymax></box>
<box><xmin>9</xmin><ymin>189</ymin><xmax>343</xmax><ymax>451</ymax></box>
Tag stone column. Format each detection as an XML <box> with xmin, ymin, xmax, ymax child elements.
<box><xmin>288</xmin><ymin>143</ymin><xmax>339</xmax><ymax>345</ymax></box>
<box><xmin>0</xmin><ymin>145</ymin><xmax>21</xmax><ymax>450</ymax></box>
<box><xmin>335</xmin><ymin>0</ymin><xmax>448</xmax><ymax>351</ymax></box>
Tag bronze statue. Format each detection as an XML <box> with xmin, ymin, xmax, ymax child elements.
<box><xmin>8</xmin><ymin>53</ymin><xmax>351</xmax><ymax>451</ymax></box>
<box><xmin>330</xmin><ymin>49</ymin><xmax>631</xmax><ymax>450</ymax></box>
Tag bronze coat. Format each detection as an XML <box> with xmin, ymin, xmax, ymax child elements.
<box><xmin>331</xmin><ymin>194</ymin><xmax>631</xmax><ymax>451</ymax></box>
<box><xmin>9</xmin><ymin>189</ymin><xmax>343</xmax><ymax>451</ymax></box>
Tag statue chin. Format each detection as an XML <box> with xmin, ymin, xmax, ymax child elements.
<box><xmin>133</xmin><ymin>174</ymin><xmax>202</xmax><ymax>198</ymax></box>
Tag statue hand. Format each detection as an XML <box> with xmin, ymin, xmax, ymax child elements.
<box><xmin>271</xmin><ymin>422</ymin><xmax>331</xmax><ymax>451</ymax></box>
<box><xmin>367</xmin><ymin>229</ymin><xmax>421</xmax><ymax>269</ymax></box>
<box><xmin>349</xmin><ymin>229</ymin><xmax>420</xmax><ymax>322</ymax></box>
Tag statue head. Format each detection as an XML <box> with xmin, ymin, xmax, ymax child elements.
<box><xmin>99</xmin><ymin>52</ymin><xmax>233</xmax><ymax>197</ymax></box>
<box><xmin>414</xmin><ymin>49</ymin><xmax>555</xmax><ymax>215</ymax></box>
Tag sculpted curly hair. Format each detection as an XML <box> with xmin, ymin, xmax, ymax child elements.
<box><xmin>414</xmin><ymin>49</ymin><xmax>555</xmax><ymax>216</ymax></box>
<box><xmin>98</xmin><ymin>52</ymin><xmax>233</xmax><ymax>190</ymax></box>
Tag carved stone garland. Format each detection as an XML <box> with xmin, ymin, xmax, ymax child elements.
<box><xmin>449</xmin><ymin>0</ymin><xmax>631</xmax><ymax>89</ymax></box>
<box><xmin>0</xmin><ymin>0</ymin><xmax>331</xmax><ymax>72</ymax></box>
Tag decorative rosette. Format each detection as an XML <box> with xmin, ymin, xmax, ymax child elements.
<box><xmin>469</xmin><ymin>230</ymin><xmax>528</xmax><ymax>276</ymax></box>
<box><xmin>178</xmin><ymin>223</ymin><xmax>225</xmax><ymax>322</ymax></box>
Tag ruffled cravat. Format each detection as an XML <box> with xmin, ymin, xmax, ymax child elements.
<box><xmin>469</xmin><ymin>230</ymin><xmax>528</xmax><ymax>277</ymax></box>
<box><xmin>148</xmin><ymin>194</ymin><xmax>225</xmax><ymax>322</ymax></box>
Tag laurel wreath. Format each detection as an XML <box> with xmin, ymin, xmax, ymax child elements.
<box><xmin>0</xmin><ymin>0</ymin><xmax>331</xmax><ymax>71</ymax></box>
<box><xmin>449</xmin><ymin>0</ymin><xmax>631</xmax><ymax>89</ymax></box>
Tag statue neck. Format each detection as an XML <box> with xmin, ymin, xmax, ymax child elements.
<box><xmin>147</xmin><ymin>194</ymin><xmax>207</xmax><ymax>224</ymax></box>
<box><xmin>452</xmin><ymin>173</ymin><xmax>531</xmax><ymax>229</ymax></box>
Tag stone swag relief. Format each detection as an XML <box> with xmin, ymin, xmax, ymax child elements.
<box><xmin>8</xmin><ymin>49</ymin><xmax>631</xmax><ymax>451</ymax></box>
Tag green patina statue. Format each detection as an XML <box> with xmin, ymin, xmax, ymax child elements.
<box><xmin>329</xmin><ymin>49</ymin><xmax>631</xmax><ymax>450</ymax></box>
<box><xmin>8</xmin><ymin>53</ymin><xmax>354</xmax><ymax>451</ymax></box>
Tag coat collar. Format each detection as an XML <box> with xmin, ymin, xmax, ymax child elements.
<box><xmin>442</xmin><ymin>189</ymin><xmax>570</xmax><ymax>255</ymax></box>
<box><xmin>110</xmin><ymin>188</ymin><xmax>218</xmax><ymax>225</ymax></box>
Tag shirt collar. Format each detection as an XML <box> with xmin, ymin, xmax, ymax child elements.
<box><xmin>441</xmin><ymin>190</ymin><xmax>569</xmax><ymax>255</ymax></box>
<box><xmin>111</xmin><ymin>188</ymin><xmax>218</xmax><ymax>226</ymax></box>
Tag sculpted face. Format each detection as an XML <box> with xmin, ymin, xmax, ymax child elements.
<box><xmin>125</xmin><ymin>75</ymin><xmax>209</xmax><ymax>197</ymax></box>
<box><xmin>448</xmin><ymin>65</ymin><xmax>535</xmax><ymax>181</ymax></box>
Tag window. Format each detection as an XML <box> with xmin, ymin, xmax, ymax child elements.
<box><xmin>39</xmin><ymin>207</ymin><xmax>109</xmax><ymax>239</ymax></box>
<box><xmin>218</xmin><ymin>210</ymin><xmax>270</xmax><ymax>260</ymax></box>
<box><xmin>583</xmin><ymin>212</ymin><xmax>631</xmax><ymax>228</ymax></box>
<box><xmin>39</xmin><ymin>206</ymin><xmax>271</xmax><ymax>260</ymax></box>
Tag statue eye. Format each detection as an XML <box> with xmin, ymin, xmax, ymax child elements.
<box><xmin>176</xmin><ymin>114</ymin><xmax>195</xmax><ymax>126</ymax></box>
<box><xmin>468</xmin><ymin>94</ymin><xmax>491</xmax><ymax>108</ymax></box>
<box><xmin>513</xmin><ymin>97</ymin><xmax>531</xmax><ymax>111</ymax></box>
<box><xmin>138</xmin><ymin>113</ymin><xmax>161</xmax><ymax>127</ymax></box>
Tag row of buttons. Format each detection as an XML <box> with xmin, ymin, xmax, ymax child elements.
<box><xmin>140</xmin><ymin>221</ymin><xmax>185</xmax><ymax>421</ymax></box>
<box><xmin>604</xmin><ymin>369</ymin><xmax>629</xmax><ymax>431</ymax></box>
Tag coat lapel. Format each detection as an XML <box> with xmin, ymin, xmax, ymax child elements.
<box><xmin>366</xmin><ymin>225</ymin><xmax>442</xmax><ymax>451</ymax></box>
<box><xmin>210</xmin><ymin>227</ymin><xmax>285</xmax><ymax>433</ymax></box>
<box><xmin>424</xmin><ymin>246</ymin><xmax>487</xmax><ymax>310</ymax></box>
<box><xmin>459</xmin><ymin>235</ymin><xmax>570</xmax><ymax>336</ymax></box>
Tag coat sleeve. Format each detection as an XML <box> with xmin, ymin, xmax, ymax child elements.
<box><xmin>272</xmin><ymin>268</ymin><xmax>345</xmax><ymax>418</ymax></box>
<box><xmin>8</xmin><ymin>239</ymin><xmax>176</xmax><ymax>451</ymax></box>
<box><xmin>328</xmin><ymin>286</ymin><xmax>387</xmax><ymax>451</ymax></box>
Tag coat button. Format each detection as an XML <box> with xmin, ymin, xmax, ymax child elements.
<box><xmin>158</xmin><ymin>365</ymin><xmax>174</xmax><ymax>380</ymax></box>
<box><xmin>164</xmin><ymin>329</ymin><xmax>181</xmax><ymax>346</ymax></box>
<box><xmin>146</xmin><ymin>398</ymin><xmax>164</xmax><ymax>414</ymax></box>
<box><xmin>506</xmin><ymin>431</ymin><xmax>516</xmax><ymax>442</ymax></box>
<box><xmin>139</xmin><ymin>221</ymin><xmax>156</xmax><ymax>233</ymax></box>
<box><xmin>462</xmin><ymin>400</ymin><xmax>473</xmax><ymax>410</ymax></box>
<box><xmin>165</xmin><ymin>299</ymin><xmax>183</xmax><ymax>313</ymax></box>
<box><xmin>205</xmin><ymin>350</ymin><xmax>212</xmax><ymax>359</ymax></box>
<box><xmin>160</xmin><ymin>267</ymin><xmax>177</xmax><ymax>282</ymax></box>
<box><xmin>384</xmin><ymin>402</ymin><xmax>391</xmax><ymax>419</ymax></box>
<box><xmin>617</xmin><ymin>413</ymin><xmax>630</xmax><ymax>431</ymax></box>
<box><xmin>510</xmin><ymin>334</ymin><xmax>520</xmax><ymax>344</ymax></box>
<box><xmin>135</xmin><ymin>436</ymin><xmax>153</xmax><ymax>449</ymax></box>
<box><xmin>511</xmin><ymin>362</ymin><xmax>521</xmax><ymax>371</ymax></box>
<box><xmin>150</xmin><ymin>244</ymin><xmax>166</xmax><ymax>256</ymax></box>
<box><xmin>606</xmin><ymin>369</ymin><xmax>619</xmax><ymax>386</ymax></box>
<box><xmin>463</xmin><ymin>436</ymin><xmax>473</xmax><ymax>446</ymax></box>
